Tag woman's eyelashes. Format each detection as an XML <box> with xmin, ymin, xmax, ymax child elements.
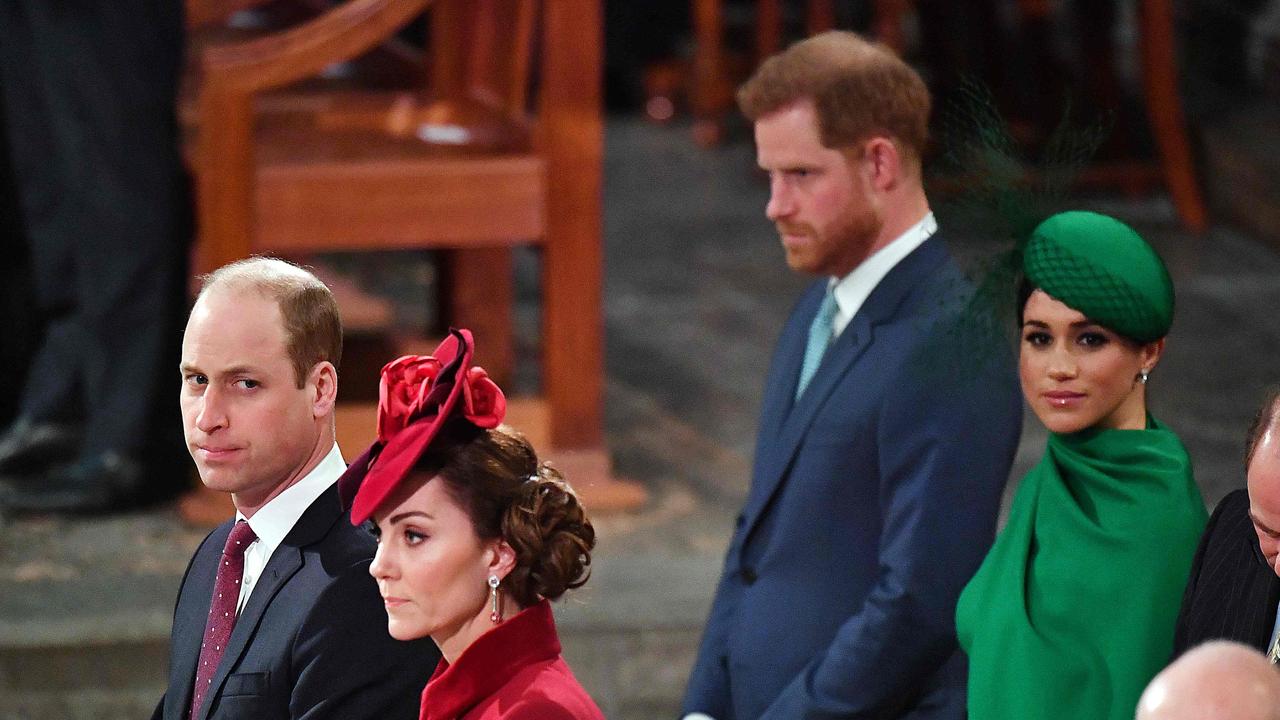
<box><xmin>1023</xmin><ymin>329</ymin><xmax>1052</xmax><ymax>347</ymax></box>
<box><xmin>1076</xmin><ymin>330</ymin><xmax>1110</xmax><ymax>348</ymax></box>
<box><xmin>367</xmin><ymin>521</ymin><xmax>429</xmax><ymax>545</ymax></box>
<box><xmin>1021</xmin><ymin>328</ymin><xmax>1111</xmax><ymax>349</ymax></box>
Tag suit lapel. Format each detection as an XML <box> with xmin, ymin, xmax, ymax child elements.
<box><xmin>1248</xmin><ymin>529</ymin><xmax>1280</xmax><ymax>647</ymax></box>
<box><xmin>197</xmin><ymin>486</ymin><xmax>343</xmax><ymax>720</ymax></box>
<box><xmin>757</xmin><ymin>283</ymin><xmax>823</xmax><ymax>448</ymax></box>
<box><xmin>740</xmin><ymin>238</ymin><xmax>948</xmax><ymax>538</ymax></box>
<box><xmin>777</xmin><ymin>313</ymin><xmax>873</xmax><ymax>457</ymax></box>
<box><xmin>169</xmin><ymin>525</ymin><xmax>230</xmax><ymax>720</ymax></box>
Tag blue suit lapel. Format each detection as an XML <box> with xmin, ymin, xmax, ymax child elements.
<box><xmin>756</xmin><ymin>283</ymin><xmax>823</xmax><ymax>445</ymax></box>
<box><xmin>740</xmin><ymin>237</ymin><xmax>949</xmax><ymax>539</ymax></box>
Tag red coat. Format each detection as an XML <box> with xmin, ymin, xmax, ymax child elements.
<box><xmin>419</xmin><ymin>600</ymin><xmax>605</xmax><ymax>720</ymax></box>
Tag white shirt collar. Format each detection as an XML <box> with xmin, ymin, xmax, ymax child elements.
<box><xmin>237</xmin><ymin>442</ymin><xmax>346</xmax><ymax>558</ymax></box>
<box><xmin>829</xmin><ymin>212</ymin><xmax>937</xmax><ymax>337</ymax></box>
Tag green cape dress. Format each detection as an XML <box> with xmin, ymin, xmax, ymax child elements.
<box><xmin>955</xmin><ymin>416</ymin><xmax>1206</xmax><ymax>720</ymax></box>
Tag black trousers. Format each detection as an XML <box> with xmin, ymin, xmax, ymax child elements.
<box><xmin>0</xmin><ymin>0</ymin><xmax>191</xmax><ymax>469</ymax></box>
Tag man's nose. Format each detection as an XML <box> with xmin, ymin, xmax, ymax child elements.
<box><xmin>195</xmin><ymin>387</ymin><xmax>228</xmax><ymax>433</ymax></box>
<box><xmin>765</xmin><ymin>177</ymin><xmax>793</xmax><ymax>221</ymax></box>
<box><xmin>1264</xmin><ymin>538</ymin><xmax>1280</xmax><ymax>559</ymax></box>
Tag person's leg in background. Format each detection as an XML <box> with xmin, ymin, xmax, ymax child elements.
<box><xmin>0</xmin><ymin>0</ymin><xmax>192</xmax><ymax>513</ymax></box>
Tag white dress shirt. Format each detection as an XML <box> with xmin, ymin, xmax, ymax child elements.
<box><xmin>680</xmin><ymin>214</ymin><xmax>937</xmax><ymax>720</ymax></box>
<box><xmin>235</xmin><ymin>443</ymin><xmax>347</xmax><ymax>613</ymax></box>
<box><xmin>829</xmin><ymin>211</ymin><xmax>937</xmax><ymax>338</ymax></box>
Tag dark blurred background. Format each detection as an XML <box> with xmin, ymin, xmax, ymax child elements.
<box><xmin>2</xmin><ymin>1</ymin><xmax>1279</xmax><ymax>717</ymax></box>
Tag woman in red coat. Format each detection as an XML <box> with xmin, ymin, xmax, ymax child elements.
<box><xmin>344</xmin><ymin>330</ymin><xmax>604</xmax><ymax>720</ymax></box>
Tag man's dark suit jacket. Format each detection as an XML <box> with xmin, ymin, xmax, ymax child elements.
<box><xmin>153</xmin><ymin>484</ymin><xmax>439</xmax><ymax>720</ymax></box>
<box><xmin>1173</xmin><ymin>488</ymin><xmax>1280</xmax><ymax>656</ymax></box>
<box><xmin>682</xmin><ymin>236</ymin><xmax>1023</xmax><ymax>720</ymax></box>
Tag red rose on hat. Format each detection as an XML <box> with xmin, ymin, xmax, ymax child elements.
<box><xmin>377</xmin><ymin>355</ymin><xmax>445</xmax><ymax>443</ymax></box>
<box><xmin>460</xmin><ymin>367</ymin><xmax>505</xmax><ymax>428</ymax></box>
<box><xmin>345</xmin><ymin>329</ymin><xmax>508</xmax><ymax>524</ymax></box>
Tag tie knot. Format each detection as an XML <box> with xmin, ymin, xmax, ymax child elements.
<box><xmin>818</xmin><ymin>286</ymin><xmax>838</xmax><ymax>320</ymax></box>
<box><xmin>223</xmin><ymin>520</ymin><xmax>257</xmax><ymax>558</ymax></box>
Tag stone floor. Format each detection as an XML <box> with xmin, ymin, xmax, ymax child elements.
<box><xmin>2</xmin><ymin>116</ymin><xmax>1279</xmax><ymax>718</ymax></box>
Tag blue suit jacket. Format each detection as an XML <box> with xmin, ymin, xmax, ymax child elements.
<box><xmin>152</xmin><ymin>484</ymin><xmax>439</xmax><ymax>720</ymax></box>
<box><xmin>682</xmin><ymin>236</ymin><xmax>1022</xmax><ymax>719</ymax></box>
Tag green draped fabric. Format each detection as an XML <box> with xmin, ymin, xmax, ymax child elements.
<box><xmin>956</xmin><ymin>416</ymin><xmax>1206</xmax><ymax>720</ymax></box>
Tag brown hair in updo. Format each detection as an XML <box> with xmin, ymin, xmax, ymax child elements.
<box><xmin>412</xmin><ymin>419</ymin><xmax>595</xmax><ymax>607</ymax></box>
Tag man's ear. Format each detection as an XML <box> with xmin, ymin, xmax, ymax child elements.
<box><xmin>862</xmin><ymin>136</ymin><xmax>903</xmax><ymax>193</ymax></box>
<box><xmin>310</xmin><ymin>361</ymin><xmax>338</xmax><ymax>418</ymax></box>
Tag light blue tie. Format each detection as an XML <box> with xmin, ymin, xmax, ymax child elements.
<box><xmin>795</xmin><ymin>286</ymin><xmax>838</xmax><ymax>400</ymax></box>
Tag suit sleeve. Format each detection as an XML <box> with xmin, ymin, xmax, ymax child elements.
<box><xmin>683</xmin><ymin>299</ymin><xmax>815</xmax><ymax>719</ymax></box>
<box><xmin>289</xmin><ymin>559</ymin><xmax>439</xmax><ymax>720</ymax></box>
<box><xmin>681</xmin><ymin>545</ymin><xmax>743</xmax><ymax>718</ymax></box>
<box><xmin>761</xmin><ymin>354</ymin><xmax>1022</xmax><ymax>718</ymax></box>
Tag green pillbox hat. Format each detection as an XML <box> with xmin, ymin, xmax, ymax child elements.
<box><xmin>1023</xmin><ymin>211</ymin><xmax>1174</xmax><ymax>343</ymax></box>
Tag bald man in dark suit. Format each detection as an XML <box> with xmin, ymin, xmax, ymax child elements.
<box><xmin>1174</xmin><ymin>388</ymin><xmax>1280</xmax><ymax>659</ymax></box>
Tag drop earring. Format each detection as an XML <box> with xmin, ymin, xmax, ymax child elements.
<box><xmin>1138</xmin><ymin>368</ymin><xmax>1150</xmax><ymax>385</ymax></box>
<box><xmin>488</xmin><ymin>575</ymin><xmax>502</xmax><ymax>623</ymax></box>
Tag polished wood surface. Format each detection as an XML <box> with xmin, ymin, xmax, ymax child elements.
<box><xmin>184</xmin><ymin>1</ymin><xmax>628</xmax><ymax>506</ymax></box>
<box><xmin>685</xmin><ymin>0</ymin><xmax>1207</xmax><ymax>232</ymax></box>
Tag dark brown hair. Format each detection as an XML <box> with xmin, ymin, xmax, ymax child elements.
<box><xmin>737</xmin><ymin>30</ymin><xmax>931</xmax><ymax>162</ymax></box>
<box><xmin>414</xmin><ymin>420</ymin><xmax>595</xmax><ymax>607</ymax></box>
<box><xmin>1246</xmin><ymin>387</ymin><xmax>1280</xmax><ymax>471</ymax></box>
<box><xmin>199</xmin><ymin>257</ymin><xmax>343</xmax><ymax>388</ymax></box>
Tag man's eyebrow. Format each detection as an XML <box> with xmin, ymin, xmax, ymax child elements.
<box><xmin>1250</xmin><ymin>512</ymin><xmax>1280</xmax><ymax>535</ymax></box>
<box><xmin>221</xmin><ymin>365</ymin><xmax>261</xmax><ymax>376</ymax></box>
<box><xmin>178</xmin><ymin>363</ymin><xmax>261</xmax><ymax>377</ymax></box>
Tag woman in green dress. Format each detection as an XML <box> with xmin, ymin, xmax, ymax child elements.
<box><xmin>955</xmin><ymin>210</ymin><xmax>1207</xmax><ymax>720</ymax></box>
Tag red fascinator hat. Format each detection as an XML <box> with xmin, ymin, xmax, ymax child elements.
<box><xmin>341</xmin><ymin>328</ymin><xmax>507</xmax><ymax>524</ymax></box>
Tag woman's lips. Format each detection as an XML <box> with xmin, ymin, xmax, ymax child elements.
<box><xmin>383</xmin><ymin>597</ymin><xmax>409</xmax><ymax>609</ymax></box>
<box><xmin>1042</xmin><ymin>391</ymin><xmax>1086</xmax><ymax>408</ymax></box>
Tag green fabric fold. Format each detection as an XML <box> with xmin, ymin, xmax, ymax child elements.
<box><xmin>956</xmin><ymin>416</ymin><xmax>1206</xmax><ymax>720</ymax></box>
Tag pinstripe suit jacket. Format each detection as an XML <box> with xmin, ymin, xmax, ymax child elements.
<box><xmin>1172</xmin><ymin>488</ymin><xmax>1280</xmax><ymax>657</ymax></box>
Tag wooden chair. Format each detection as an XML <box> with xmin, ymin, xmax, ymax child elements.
<box><xmin>688</xmin><ymin>0</ymin><xmax>1208</xmax><ymax>233</ymax></box>
<box><xmin>187</xmin><ymin>0</ymin><xmax>644</xmax><ymax>510</ymax></box>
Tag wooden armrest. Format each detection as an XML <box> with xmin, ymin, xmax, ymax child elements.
<box><xmin>186</xmin><ymin>0</ymin><xmax>278</xmax><ymax>29</ymax></box>
<box><xmin>200</xmin><ymin>0</ymin><xmax>433</xmax><ymax>96</ymax></box>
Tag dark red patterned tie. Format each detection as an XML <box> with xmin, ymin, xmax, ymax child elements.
<box><xmin>189</xmin><ymin>520</ymin><xmax>257</xmax><ymax>720</ymax></box>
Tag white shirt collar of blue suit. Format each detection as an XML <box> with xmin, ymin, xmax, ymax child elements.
<box><xmin>231</xmin><ymin>441</ymin><xmax>347</xmax><ymax>613</ymax></box>
<box><xmin>828</xmin><ymin>211</ymin><xmax>937</xmax><ymax>337</ymax></box>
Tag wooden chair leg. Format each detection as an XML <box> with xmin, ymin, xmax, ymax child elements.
<box><xmin>873</xmin><ymin>0</ymin><xmax>911</xmax><ymax>54</ymax></box>
<box><xmin>1139</xmin><ymin>0</ymin><xmax>1209</xmax><ymax>233</ymax></box>
<box><xmin>543</xmin><ymin>0</ymin><xmax>604</xmax><ymax>450</ymax></box>
<box><xmin>692</xmin><ymin>0</ymin><xmax>728</xmax><ymax>146</ymax></box>
<box><xmin>440</xmin><ymin>248</ymin><xmax>515</xmax><ymax>387</ymax></box>
<box><xmin>543</xmin><ymin>2</ymin><xmax>647</xmax><ymax>514</ymax></box>
<box><xmin>756</xmin><ymin>0</ymin><xmax>782</xmax><ymax>60</ymax></box>
<box><xmin>806</xmin><ymin>0</ymin><xmax>835</xmax><ymax>36</ymax></box>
